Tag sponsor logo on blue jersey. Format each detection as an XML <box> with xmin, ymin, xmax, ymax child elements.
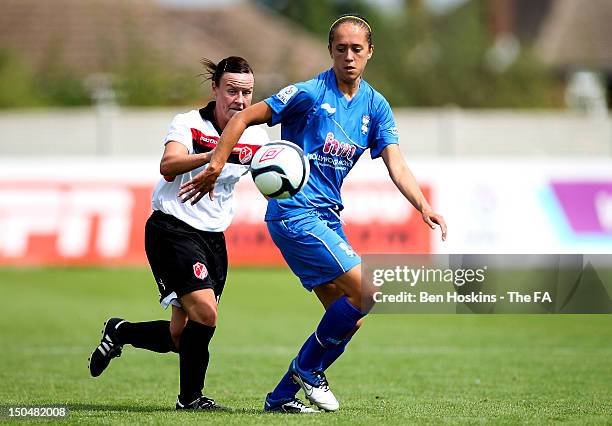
<box><xmin>305</xmin><ymin>132</ymin><xmax>357</xmax><ymax>172</ymax></box>
<box><xmin>322</xmin><ymin>132</ymin><xmax>356</xmax><ymax>159</ymax></box>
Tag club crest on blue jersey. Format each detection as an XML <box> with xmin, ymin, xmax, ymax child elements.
<box><xmin>361</xmin><ymin>115</ymin><xmax>370</xmax><ymax>134</ymax></box>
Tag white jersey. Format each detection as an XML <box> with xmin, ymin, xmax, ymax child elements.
<box><xmin>152</xmin><ymin>103</ymin><xmax>268</xmax><ymax>232</ymax></box>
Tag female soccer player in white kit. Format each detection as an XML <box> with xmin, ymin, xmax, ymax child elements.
<box><xmin>88</xmin><ymin>56</ymin><xmax>271</xmax><ymax>411</ymax></box>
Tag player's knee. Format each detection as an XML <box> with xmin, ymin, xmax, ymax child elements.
<box><xmin>205</xmin><ymin>309</ymin><xmax>218</xmax><ymax>326</ymax></box>
<box><xmin>188</xmin><ymin>304</ymin><xmax>218</xmax><ymax>326</ymax></box>
<box><xmin>192</xmin><ymin>311</ymin><xmax>217</xmax><ymax>326</ymax></box>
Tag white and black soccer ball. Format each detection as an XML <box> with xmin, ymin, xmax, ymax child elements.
<box><xmin>250</xmin><ymin>140</ymin><xmax>310</xmax><ymax>199</ymax></box>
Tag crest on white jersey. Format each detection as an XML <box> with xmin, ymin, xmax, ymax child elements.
<box><xmin>239</xmin><ymin>146</ymin><xmax>253</xmax><ymax>164</ymax></box>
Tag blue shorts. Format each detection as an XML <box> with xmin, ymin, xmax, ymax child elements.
<box><xmin>266</xmin><ymin>209</ymin><xmax>361</xmax><ymax>291</ymax></box>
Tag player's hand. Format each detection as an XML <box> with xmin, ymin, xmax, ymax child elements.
<box><xmin>178</xmin><ymin>163</ymin><xmax>222</xmax><ymax>204</ymax></box>
<box><xmin>421</xmin><ymin>208</ymin><xmax>447</xmax><ymax>241</ymax></box>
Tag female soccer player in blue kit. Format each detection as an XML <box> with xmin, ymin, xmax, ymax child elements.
<box><xmin>180</xmin><ymin>14</ymin><xmax>447</xmax><ymax>413</ymax></box>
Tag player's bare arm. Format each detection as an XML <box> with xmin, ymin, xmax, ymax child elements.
<box><xmin>178</xmin><ymin>101</ymin><xmax>272</xmax><ymax>204</ymax></box>
<box><xmin>381</xmin><ymin>144</ymin><xmax>447</xmax><ymax>241</ymax></box>
<box><xmin>159</xmin><ymin>141</ymin><xmax>212</xmax><ymax>177</ymax></box>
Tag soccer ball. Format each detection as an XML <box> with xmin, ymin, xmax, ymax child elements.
<box><xmin>250</xmin><ymin>140</ymin><xmax>310</xmax><ymax>199</ymax></box>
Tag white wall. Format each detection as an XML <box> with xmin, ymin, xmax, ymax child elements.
<box><xmin>1</xmin><ymin>107</ymin><xmax>610</xmax><ymax>157</ymax></box>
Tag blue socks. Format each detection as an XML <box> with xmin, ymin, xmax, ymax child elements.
<box><xmin>269</xmin><ymin>296</ymin><xmax>364</xmax><ymax>400</ymax></box>
<box><xmin>321</xmin><ymin>337</ymin><xmax>351</xmax><ymax>370</ymax></box>
<box><xmin>300</xmin><ymin>296</ymin><xmax>364</xmax><ymax>370</ymax></box>
<box><xmin>269</xmin><ymin>370</ymin><xmax>300</xmax><ymax>401</ymax></box>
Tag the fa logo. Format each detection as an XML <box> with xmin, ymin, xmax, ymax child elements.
<box><xmin>193</xmin><ymin>262</ymin><xmax>208</xmax><ymax>280</ymax></box>
<box><xmin>238</xmin><ymin>146</ymin><xmax>253</xmax><ymax>164</ymax></box>
<box><xmin>361</xmin><ymin>115</ymin><xmax>370</xmax><ymax>134</ymax></box>
<box><xmin>260</xmin><ymin>147</ymin><xmax>284</xmax><ymax>162</ymax></box>
<box><xmin>534</xmin><ymin>292</ymin><xmax>552</xmax><ymax>303</ymax></box>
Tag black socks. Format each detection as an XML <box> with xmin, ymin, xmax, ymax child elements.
<box><xmin>178</xmin><ymin>320</ymin><xmax>216</xmax><ymax>403</ymax></box>
<box><xmin>117</xmin><ymin>320</ymin><xmax>177</xmax><ymax>353</ymax></box>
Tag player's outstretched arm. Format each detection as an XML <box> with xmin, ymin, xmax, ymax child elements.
<box><xmin>160</xmin><ymin>141</ymin><xmax>212</xmax><ymax>177</ymax></box>
<box><xmin>178</xmin><ymin>101</ymin><xmax>272</xmax><ymax>204</ymax></box>
<box><xmin>381</xmin><ymin>145</ymin><xmax>447</xmax><ymax>241</ymax></box>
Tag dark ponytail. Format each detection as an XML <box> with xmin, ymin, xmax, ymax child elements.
<box><xmin>200</xmin><ymin>56</ymin><xmax>253</xmax><ymax>85</ymax></box>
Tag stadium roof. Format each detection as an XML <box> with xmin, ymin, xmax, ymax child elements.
<box><xmin>0</xmin><ymin>0</ymin><xmax>330</xmax><ymax>90</ymax></box>
<box><xmin>535</xmin><ymin>0</ymin><xmax>612</xmax><ymax>72</ymax></box>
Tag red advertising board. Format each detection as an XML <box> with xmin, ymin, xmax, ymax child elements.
<box><xmin>0</xmin><ymin>167</ymin><xmax>431</xmax><ymax>266</ymax></box>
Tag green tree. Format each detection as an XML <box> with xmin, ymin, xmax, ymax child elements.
<box><xmin>257</xmin><ymin>0</ymin><xmax>560</xmax><ymax>108</ymax></box>
<box><xmin>113</xmin><ymin>40</ymin><xmax>202</xmax><ymax>107</ymax></box>
<box><xmin>0</xmin><ymin>50</ymin><xmax>43</xmax><ymax>108</ymax></box>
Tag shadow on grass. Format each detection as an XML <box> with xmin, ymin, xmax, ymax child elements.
<box><xmin>69</xmin><ymin>403</ymin><xmax>265</xmax><ymax>415</ymax></box>
<box><xmin>69</xmin><ymin>403</ymin><xmax>171</xmax><ymax>413</ymax></box>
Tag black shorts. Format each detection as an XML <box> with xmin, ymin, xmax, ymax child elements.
<box><xmin>144</xmin><ymin>210</ymin><xmax>228</xmax><ymax>308</ymax></box>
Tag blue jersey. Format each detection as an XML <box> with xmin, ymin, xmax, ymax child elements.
<box><xmin>264</xmin><ymin>68</ymin><xmax>399</xmax><ymax>221</ymax></box>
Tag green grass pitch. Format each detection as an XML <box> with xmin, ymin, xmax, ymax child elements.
<box><xmin>0</xmin><ymin>267</ymin><xmax>610</xmax><ymax>424</ymax></box>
